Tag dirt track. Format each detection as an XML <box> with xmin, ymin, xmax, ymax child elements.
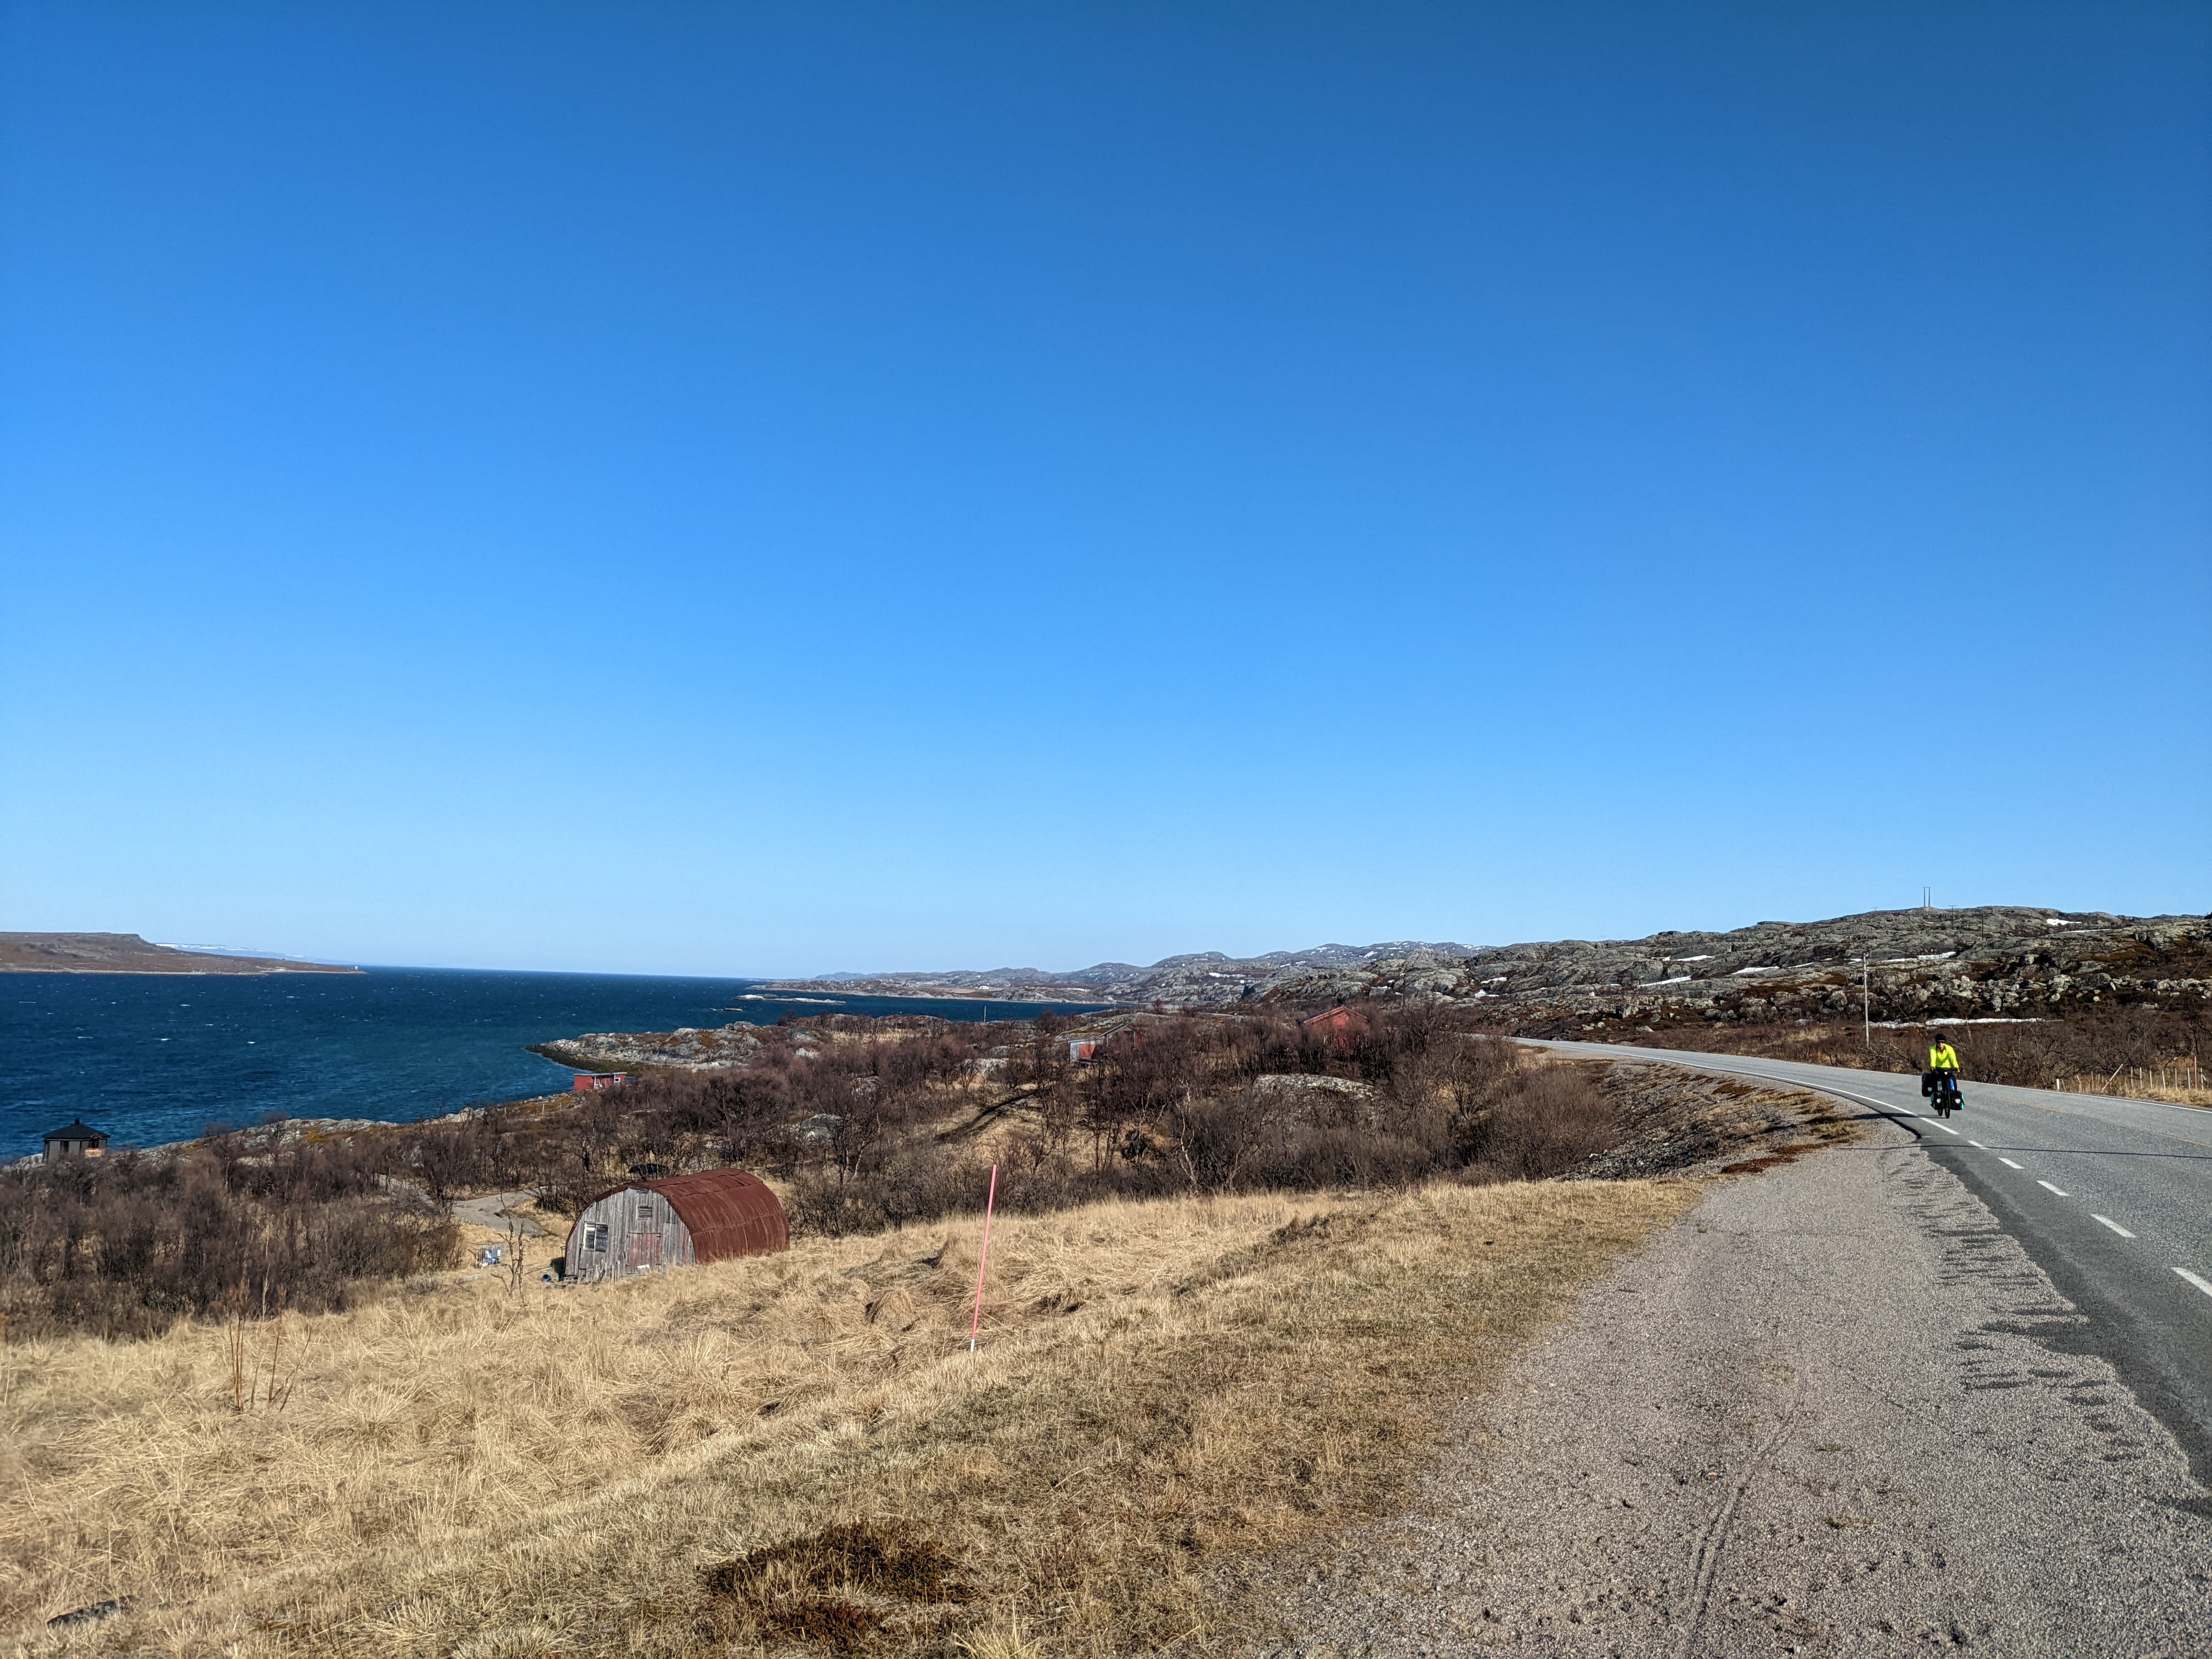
<box><xmin>1272</xmin><ymin>1117</ymin><xmax>2212</xmax><ymax>1656</ymax></box>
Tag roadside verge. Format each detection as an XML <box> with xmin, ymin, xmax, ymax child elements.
<box><xmin>1276</xmin><ymin>1112</ymin><xmax>2212</xmax><ymax>1655</ymax></box>
<box><xmin>5</xmin><ymin>1180</ymin><xmax>1700</xmax><ymax>1656</ymax></box>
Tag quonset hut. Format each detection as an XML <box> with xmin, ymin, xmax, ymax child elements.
<box><xmin>562</xmin><ymin>1167</ymin><xmax>788</xmax><ymax>1282</ymax></box>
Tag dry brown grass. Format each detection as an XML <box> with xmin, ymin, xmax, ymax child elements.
<box><xmin>2</xmin><ymin>1178</ymin><xmax>1701</xmax><ymax>1657</ymax></box>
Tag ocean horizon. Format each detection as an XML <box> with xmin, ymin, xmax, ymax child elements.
<box><xmin>4</xmin><ymin>967</ymin><xmax>1105</xmax><ymax>1159</ymax></box>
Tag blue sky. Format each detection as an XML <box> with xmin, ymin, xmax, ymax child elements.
<box><xmin>3</xmin><ymin>2</ymin><xmax>2207</xmax><ymax>975</ymax></box>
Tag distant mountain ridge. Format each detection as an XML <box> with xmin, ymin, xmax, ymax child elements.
<box><xmin>772</xmin><ymin>941</ymin><xmax>1479</xmax><ymax>1006</ymax></box>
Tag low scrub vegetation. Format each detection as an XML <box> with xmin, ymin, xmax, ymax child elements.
<box><xmin>0</xmin><ymin>1135</ymin><xmax>455</xmax><ymax>1341</ymax></box>
<box><xmin>1626</xmin><ymin>1002</ymin><xmax>2208</xmax><ymax>1098</ymax></box>
<box><xmin>1</xmin><ymin>1006</ymin><xmax>1624</xmax><ymax>1340</ymax></box>
<box><xmin>0</xmin><ymin>1177</ymin><xmax>1700</xmax><ymax>1655</ymax></box>
<box><xmin>584</xmin><ymin>1004</ymin><xmax>1618</xmax><ymax>1237</ymax></box>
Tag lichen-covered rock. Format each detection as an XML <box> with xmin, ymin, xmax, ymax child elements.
<box><xmin>529</xmin><ymin>1021</ymin><xmax>765</xmax><ymax>1073</ymax></box>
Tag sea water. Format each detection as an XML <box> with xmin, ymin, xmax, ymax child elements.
<box><xmin>3</xmin><ymin>968</ymin><xmax>1103</xmax><ymax>1159</ymax></box>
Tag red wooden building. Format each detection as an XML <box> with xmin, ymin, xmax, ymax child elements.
<box><xmin>1299</xmin><ymin>1006</ymin><xmax>1369</xmax><ymax>1052</ymax></box>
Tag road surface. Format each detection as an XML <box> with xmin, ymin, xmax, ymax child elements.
<box><xmin>1540</xmin><ymin>1040</ymin><xmax>2212</xmax><ymax>1484</ymax></box>
<box><xmin>1272</xmin><ymin>1043</ymin><xmax>2212</xmax><ymax>1655</ymax></box>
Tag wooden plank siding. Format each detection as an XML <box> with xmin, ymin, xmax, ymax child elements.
<box><xmin>566</xmin><ymin>1185</ymin><xmax>697</xmax><ymax>1282</ymax></box>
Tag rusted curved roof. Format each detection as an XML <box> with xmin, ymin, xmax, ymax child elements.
<box><xmin>569</xmin><ymin>1166</ymin><xmax>789</xmax><ymax>1263</ymax></box>
<box><xmin>653</xmin><ymin>1167</ymin><xmax>789</xmax><ymax>1260</ymax></box>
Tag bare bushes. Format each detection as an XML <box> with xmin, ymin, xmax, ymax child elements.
<box><xmin>1463</xmin><ymin>1061</ymin><xmax>1619</xmax><ymax>1179</ymax></box>
<box><xmin>1631</xmin><ymin>1002</ymin><xmax>2208</xmax><ymax>1091</ymax></box>
<box><xmin>353</xmin><ymin>1007</ymin><xmax>1619</xmax><ymax>1255</ymax></box>
<box><xmin>783</xmin><ymin>1008</ymin><xmax>1622</xmax><ymax>1233</ymax></box>
<box><xmin>0</xmin><ymin>1136</ymin><xmax>456</xmax><ymax>1341</ymax></box>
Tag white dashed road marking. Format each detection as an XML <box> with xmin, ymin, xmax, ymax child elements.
<box><xmin>1999</xmin><ymin>1158</ymin><xmax>2024</xmax><ymax>1170</ymax></box>
<box><xmin>2037</xmin><ymin>1180</ymin><xmax>2070</xmax><ymax>1197</ymax></box>
<box><xmin>1967</xmin><ymin>1140</ymin><xmax>1986</xmax><ymax>1148</ymax></box>
<box><xmin>2176</xmin><ymin>1269</ymin><xmax>2212</xmax><ymax>1301</ymax></box>
<box><xmin>2091</xmin><ymin>1215</ymin><xmax>2135</xmax><ymax>1238</ymax></box>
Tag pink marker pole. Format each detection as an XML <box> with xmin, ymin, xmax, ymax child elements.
<box><xmin>968</xmin><ymin>1163</ymin><xmax>1000</xmax><ymax>1354</ymax></box>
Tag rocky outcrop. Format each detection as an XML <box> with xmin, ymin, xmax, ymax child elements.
<box><xmin>1260</xmin><ymin>907</ymin><xmax>2210</xmax><ymax>1036</ymax></box>
<box><xmin>557</xmin><ymin>909</ymin><xmax>2207</xmax><ymax>1063</ymax></box>
<box><xmin>529</xmin><ymin>1023</ymin><xmax>766</xmax><ymax>1074</ymax></box>
<box><xmin>768</xmin><ymin>909</ymin><xmax>2208</xmax><ymax>1026</ymax></box>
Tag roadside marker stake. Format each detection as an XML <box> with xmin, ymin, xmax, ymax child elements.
<box><xmin>2176</xmin><ymin>1268</ymin><xmax>2212</xmax><ymax>1301</ymax></box>
<box><xmin>969</xmin><ymin>1163</ymin><xmax>1000</xmax><ymax>1354</ymax></box>
<box><xmin>2091</xmin><ymin>1215</ymin><xmax>2135</xmax><ymax>1238</ymax></box>
<box><xmin>2036</xmin><ymin>1180</ymin><xmax>2070</xmax><ymax>1197</ymax></box>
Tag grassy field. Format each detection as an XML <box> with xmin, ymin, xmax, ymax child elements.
<box><xmin>2</xmin><ymin>1176</ymin><xmax>1702</xmax><ymax>1657</ymax></box>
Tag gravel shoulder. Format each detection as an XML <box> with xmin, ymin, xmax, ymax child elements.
<box><xmin>1272</xmin><ymin>1118</ymin><xmax>2212</xmax><ymax>1656</ymax></box>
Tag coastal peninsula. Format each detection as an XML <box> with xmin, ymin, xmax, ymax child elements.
<box><xmin>0</xmin><ymin>932</ymin><xmax>361</xmax><ymax>975</ymax></box>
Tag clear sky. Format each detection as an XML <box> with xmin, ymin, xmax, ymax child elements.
<box><xmin>3</xmin><ymin>2</ymin><xmax>2207</xmax><ymax>976</ymax></box>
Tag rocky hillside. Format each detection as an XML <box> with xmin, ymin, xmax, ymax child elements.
<box><xmin>766</xmin><ymin>941</ymin><xmax>1476</xmax><ymax>1008</ymax></box>
<box><xmin>765</xmin><ymin>907</ymin><xmax>2208</xmax><ymax>1034</ymax></box>
<box><xmin>1259</xmin><ymin>906</ymin><xmax>2211</xmax><ymax>1036</ymax></box>
<box><xmin>0</xmin><ymin>932</ymin><xmax>361</xmax><ymax>974</ymax></box>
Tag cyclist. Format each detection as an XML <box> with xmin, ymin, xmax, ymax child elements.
<box><xmin>1927</xmin><ymin>1033</ymin><xmax>1962</xmax><ymax>1111</ymax></box>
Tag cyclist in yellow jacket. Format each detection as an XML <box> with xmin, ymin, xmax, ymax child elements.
<box><xmin>1926</xmin><ymin>1035</ymin><xmax>1963</xmax><ymax>1112</ymax></box>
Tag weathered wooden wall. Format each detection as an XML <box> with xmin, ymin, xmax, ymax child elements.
<box><xmin>564</xmin><ymin>1185</ymin><xmax>697</xmax><ymax>1282</ymax></box>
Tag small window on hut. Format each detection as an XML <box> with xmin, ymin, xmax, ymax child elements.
<box><xmin>583</xmin><ymin>1223</ymin><xmax>608</xmax><ymax>1251</ymax></box>
<box><xmin>635</xmin><ymin>1199</ymin><xmax>661</xmax><ymax>1234</ymax></box>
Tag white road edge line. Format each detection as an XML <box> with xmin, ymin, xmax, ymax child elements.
<box><xmin>2091</xmin><ymin>1215</ymin><xmax>2135</xmax><ymax>1238</ymax></box>
<box><xmin>2176</xmin><ymin>1268</ymin><xmax>2212</xmax><ymax>1300</ymax></box>
<box><xmin>1999</xmin><ymin>1157</ymin><xmax>2024</xmax><ymax>1169</ymax></box>
<box><xmin>2036</xmin><ymin>1180</ymin><xmax>2070</xmax><ymax>1197</ymax></box>
<box><xmin>1930</xmin><ymin>1121</ymin><xmax>1961</xmax><ymax>1135</ymax></box>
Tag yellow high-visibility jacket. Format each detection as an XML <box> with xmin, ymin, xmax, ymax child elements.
<box><xmin>1928</xmin><ymin>1042</ymin><xmax>1960</xmax><ymax>1073</ymax></box>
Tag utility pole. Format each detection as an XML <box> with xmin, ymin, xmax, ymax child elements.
<box><xmin>1862</xmin><ymin>957</ymin><xmax>1872</xmax><ymax>1044</ymax></box>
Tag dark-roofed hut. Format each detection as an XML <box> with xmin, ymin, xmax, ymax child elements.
<box><xmin>43</xmin><ymin>1120</ymin><xmax>109</xmax><ymax>1161</ymax></box>
<box><xmin>562</xmin><ymin>1167</ymin><xmax>788</xmax><ymax>1282</ymax></box>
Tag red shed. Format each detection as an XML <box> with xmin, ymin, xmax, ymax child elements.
<box><xmin>562</xmin><ymin>1167</ymin><xmax>788</xmax><ymax>1282</ymax></box>
<box><xmin>573</xmin><ymin>1072</ymin><xmax>631</xmax><ymax>1091</ymax></box>
<box><xmin>1299</xmin><ymin>1005</ymin><xmax>1369</xmax><ymax>1052</ymax></box>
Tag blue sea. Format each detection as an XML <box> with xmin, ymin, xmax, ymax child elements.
<box><xmin>3</xmin><ymin>969</ymin><xmax>1104</xmax><ymax>1159</ymax></box>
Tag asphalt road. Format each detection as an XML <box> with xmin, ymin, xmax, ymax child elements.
<box><xmin>1537</xmin><ymin>1039</ymin><xmax>2212</xmax><ymax>1486</ymax></box>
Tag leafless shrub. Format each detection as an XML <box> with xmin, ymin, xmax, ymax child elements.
<box><xmin>777</xmin><ymin>1006</ymin><xmax>1628</xmax><ymax>1228</ymax></box>
<box><xmin>1632</xmin><ymin>1002</ymin><xmax>2208</xmax><ymax>1091</ymax></box>
<box><xmin>0</xmin><ymin>1139</ymin><xmax>456</xmax><ymax>1341</ymax></box>
<box><xmin>1461</xmin><ymin>1065</ymin><xmax>1617</xmax><ymax>1180</ymax></box>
